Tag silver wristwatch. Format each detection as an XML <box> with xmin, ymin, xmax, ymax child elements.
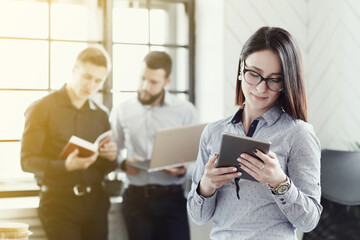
<box><xmin>268</xmin><ymin>177</ymin><xmax>291</xmax><ymax>195</ymax></box>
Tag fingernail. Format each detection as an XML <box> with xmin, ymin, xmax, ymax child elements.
<box><xmin>213</xmin><ymin>152</ymin><xmax>218</xmax><ymax>156</ymax></box>
<box><xmin>240</xmin><ymin>154</ymin><xmax>245</xmax><ymax>158</ymax></box>
<box><xmin>237</xmin><ymin>158</ymin><xmax>241</xmax><ymax>162</ymax></box>
<box><xmin>253</xmin><ymin>148</ymin><xmax>257</xmax><ymax>153</ymax></box>
<box><xmin>232</xmin><ymin>167</ymin><xmax>237</xmax><ymax>171</ymax></box>
<box><xmin>237</xmin><ymin>172</ymin><xmax>242</xmax><ymax>176</ymax></box>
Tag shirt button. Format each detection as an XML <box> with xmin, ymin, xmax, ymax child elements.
<box><xmin>197</xmin><ymin>200</ymin><xmax>202</xmax><ymax>204</ymax></box>
<box><xmin>280</xmin><ymin>198</ymin><xmax>284</xmax><ymax>201</ymax></box>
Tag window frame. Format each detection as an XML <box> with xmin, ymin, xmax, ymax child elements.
<box><xmin>0</xmin><ymin>0</ymin><xmax>195</xmax><ymax>197</ymax></box>
<box><xmin>0</xmin><ymin>0</ymin><xmax>106</xmax><ymax>197</ymax></box>
<box><xmin>105</xmin><ymin>0</ymin><xmax>195</xmax><ymax>109</ymax></box>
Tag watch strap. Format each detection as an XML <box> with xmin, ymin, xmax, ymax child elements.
<box><xmin>267</xmin><ymin>177</ymin><xmax>291</xmax><ymax>195</ymax></box>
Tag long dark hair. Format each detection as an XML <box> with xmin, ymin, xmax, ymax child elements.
<box><xmin>235</xmin><ymin>26</ymin><xmax>307</xmax><ymax>122</ymax></box>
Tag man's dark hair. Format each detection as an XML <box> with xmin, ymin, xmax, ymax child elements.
<box><xmin>143</xmin><ymin>51</ymin><xmax>172</xmax><ymax>78</ymax></box>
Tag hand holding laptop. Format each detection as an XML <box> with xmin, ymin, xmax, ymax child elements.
<box><xmin>125</xmin><ymin>158</ymin><xmax>187</xmax><ymax>176</ymax></box>
<box><xmin>125</xmin><ymin>158</ymin><xmax>141</xmax><ymax>175</ymax></box>
<box><xmin>125</xmin><ymin>124</ymin><xmax>207</xmax><ymax>173</ymax></box>
<box><xmin>163</xmin><ymin>165</ymin><xmax>186</xmax><ymax>177</ymax></box>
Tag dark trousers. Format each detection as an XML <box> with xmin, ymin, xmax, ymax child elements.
<box><xmin>122</xmin><ymin>184</ymin><xmax>190</xmax><ymax>240</ymax></box>
<box><xmin>38</xmin><ymin>186</ymin><xmax>110</xmax><ymax>240</ymax></box>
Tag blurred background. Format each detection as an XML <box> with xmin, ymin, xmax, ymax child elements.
<box><xmin>0</xmin><ymin>0</ymin><xmax>359</xmax><ymax>239</ymax></box>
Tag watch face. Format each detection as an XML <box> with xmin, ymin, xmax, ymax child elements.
<box><xmin>277</xmin><ymin>185</ymin><xmax>289</xmax><ymax>194</ymax></box>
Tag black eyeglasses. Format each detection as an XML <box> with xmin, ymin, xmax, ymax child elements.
<box><xmin>239</xmin><ymin>63</ymin><xmax>284</xmax><ymax>92</ymax></box>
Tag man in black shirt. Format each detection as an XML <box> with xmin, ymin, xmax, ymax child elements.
<box><xmin>21</xmin><ymin>46</ymin><xmax>118</xmax><ymax>240</ymax></box>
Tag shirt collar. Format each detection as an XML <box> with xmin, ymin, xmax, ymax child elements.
<box><xmin>261</xmin><ymin>104</ymin><xmax>283</xmax><ymax>126</ymax></box>
<box><xmin>163</xmin><ymin>90</ymin><xmax>173</xmax><ymax>106</ymax></box>
<box><xmin>142</xmin><ymin>90</ymin><xmax>172</xmax><ymax>109</ymax></box>
<box><xmin>56</xmin><ymin>85</ymin><xmax>72</xmax><ymax>107</ymax></box>
<box><xmin>229</xmin><ymin>107</ymin><xmax>243</xmax><ymax>124</ymax></box>
<box><xmin>228</xmin><ymin>104</ymin><xmax>283</xmax><ymax>126</ymax></box>
<box><xmin>56</xmin><ymin>84</ymin><xmax>97</xmax><ymax>111</ymax></box>
<box><xmin>88</xmin><ymin>99</ymin><xmax>98</xmax><ymax>110</ymax></box>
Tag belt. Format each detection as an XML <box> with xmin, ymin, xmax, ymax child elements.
<box><xmin>128</xmin><ymin>184</ymin><xmax>182</xmax><ymax>198</ymax></box>
<box><xmin>129</xmin><ymin>184</ymin><xmax>182</xmax><ymax>191</ymax></box>
<box><xmin>41</xmin><ymin>184</ymin><xmax>99</xmax><ymax>196</ymax></box>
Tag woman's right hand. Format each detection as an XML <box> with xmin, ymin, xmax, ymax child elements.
<box><xmin>199</xmin><ymin>153</ymin><xmax>241</xmax><ymax>197</ymax></box>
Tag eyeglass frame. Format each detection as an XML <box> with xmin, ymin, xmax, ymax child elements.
<box><xmin>239</xmin><ymin>61</ymin><xmax>284</xmax><ymax>92</ymax></box>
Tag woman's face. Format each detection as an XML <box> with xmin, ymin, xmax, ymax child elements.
<box><xmin>241</xmin><ymin>49</ymin><xmax>282</xmax><ymax>113</ymax></box>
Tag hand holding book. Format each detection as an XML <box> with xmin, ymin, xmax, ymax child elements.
<box><xmin>59</xmin><ymin>130</ymin><xmax>113</xmax><ymax>159</ymax></box>
<box><xmin>99</xmin><ymin>141</ymin><xmax>118</xmax><ymax>161</ymax></box>
<box><xmin>64</xmin><ymin>149</ymin><xmax>99</xmax><ymax>171</ymax></box>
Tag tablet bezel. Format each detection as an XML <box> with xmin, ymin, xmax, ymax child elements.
<box><xmin>216</xmin><ymin>133</ymin><xmax>271</xmax><ymax>182</ymax></box>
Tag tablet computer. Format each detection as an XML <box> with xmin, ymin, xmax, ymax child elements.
<box><xmin>216</xmin><ymin>133</ymin><xmax>271</xmax><ymax>182</ymax></box>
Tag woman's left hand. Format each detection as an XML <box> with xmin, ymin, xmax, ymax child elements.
<box><xmin>238</xmin><ymin>150</ymin><xmax>287</xmax><ymax>187</ymax></box>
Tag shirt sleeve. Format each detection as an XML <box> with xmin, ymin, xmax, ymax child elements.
<box><xmin>271</xmin><ymin>122</ymin><xmax>322</xmax><ymax>233</ymax></box>
<box><xmin>184</xmin><ymin>161</ymin><xmax>196</xmax><ymax>180</ymax></box>
<box><xmin>109</xmin><ymin>105</ymin><xmax>126</xmax><ymax>165</ymax></box>
<box><xmin>181</xmin><ymin>102</ymin><xmax>199</xmax><ymax>179</ymax></box>
<box><xmin>182</xmin><ymin>102</ymin><xmax>199</xmax><ymax>125</ymax></box>
<box><xmin>21</xmin><ymin>100</ymin><xmax>68</xmax><ymax>177</ymax></box>
<box><xmin>187</xmin><ymin>125</ymin><xmax>218</xmax><ymax>225</ymax></box>
<box><xmin>93</xmin><ymin>156</ymin><xmax>118</xmax><ymax>175</ymax></box>
<box><xmin>93</xmin><ymin>117</ymin><xmax>119</xmax><ymax>175</ymax></box>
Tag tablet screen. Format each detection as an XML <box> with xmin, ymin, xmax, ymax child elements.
<box><xmin>216</xmin><ymin>133</ymin><xmax>271</xmax><ymax>182</ymax></box>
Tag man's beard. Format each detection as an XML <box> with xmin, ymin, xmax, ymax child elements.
<box><xmin>137</xmin><ymin>89</ymin><xmax>165</xmax><ymax>105</ymax></box>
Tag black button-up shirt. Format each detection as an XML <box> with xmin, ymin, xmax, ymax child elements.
<box><xmin>21</xmin><ymin>85</ymin><xmax>117</xmax><ymax>186</ymax></box>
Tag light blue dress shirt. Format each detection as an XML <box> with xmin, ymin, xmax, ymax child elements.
<box><xmin>187</xmin><ymin>104</ymin><xmax>322</xmax><ymax>240</ymax></box>
<box><xmin>110</xmin><ymin>92</ymin><xmax>198</xmax><ymax>186</ymax></box>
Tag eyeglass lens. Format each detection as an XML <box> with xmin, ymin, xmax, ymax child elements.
<box><xmin>244</xmin><ymin>70</ymin><xmax>283</xmax><ymax>92</ymax></box>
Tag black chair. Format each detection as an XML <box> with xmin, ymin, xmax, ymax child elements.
<box><xmin>303</xmin><ymin>149</ymin><xmax>360</xmax><ymax>240</ymax></box>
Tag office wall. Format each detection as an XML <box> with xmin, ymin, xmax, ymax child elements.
<box><xmin>195</xmin><ymin>0</ymin><xmax>225</xmax><ymax>123</ymax></box>
<box><xmin>305</xmin><ymin>0</ymin><xmax>360</xmax><ymax>150</ymax></box>
<box><xmin>196</xmin><ymin>0</ymin><xmax>360</xmax><ymax>150</ymax></box>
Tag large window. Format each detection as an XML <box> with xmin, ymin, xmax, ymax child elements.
<box><xmin>0</xmin><ymin>0</ymin><xmax>106</xmax><ymax>194</ymax></box>
<box><xmin>111</xmin><ymin>0</ymin><xmax>195</xmax><ymax>107</ymax></box>
<box><xmin>0</xmin><ymin>0</ymin><xmax>194</xmax><ymax>196</ymax></box>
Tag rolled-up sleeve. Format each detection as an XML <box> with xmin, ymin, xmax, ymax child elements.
<box><xmin>109</xmin><ymin>105</ymin><xmax>126</xmax><ymax>164</ymax></box>
<box><xmin>273</xmin><ymin>121</ymin><xmax>322</xmax><ymax>232</ymax></box>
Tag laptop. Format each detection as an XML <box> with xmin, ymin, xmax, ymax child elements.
<box><xmin>126</xmin><ymin>123</ymin><xmax>207</xmax><ymax>172</ymax></box>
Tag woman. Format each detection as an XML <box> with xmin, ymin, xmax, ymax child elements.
<box><xmin>187</xmin><ymin>27</ymin><xmax>322</xmax><ymax>240</ymax></box>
